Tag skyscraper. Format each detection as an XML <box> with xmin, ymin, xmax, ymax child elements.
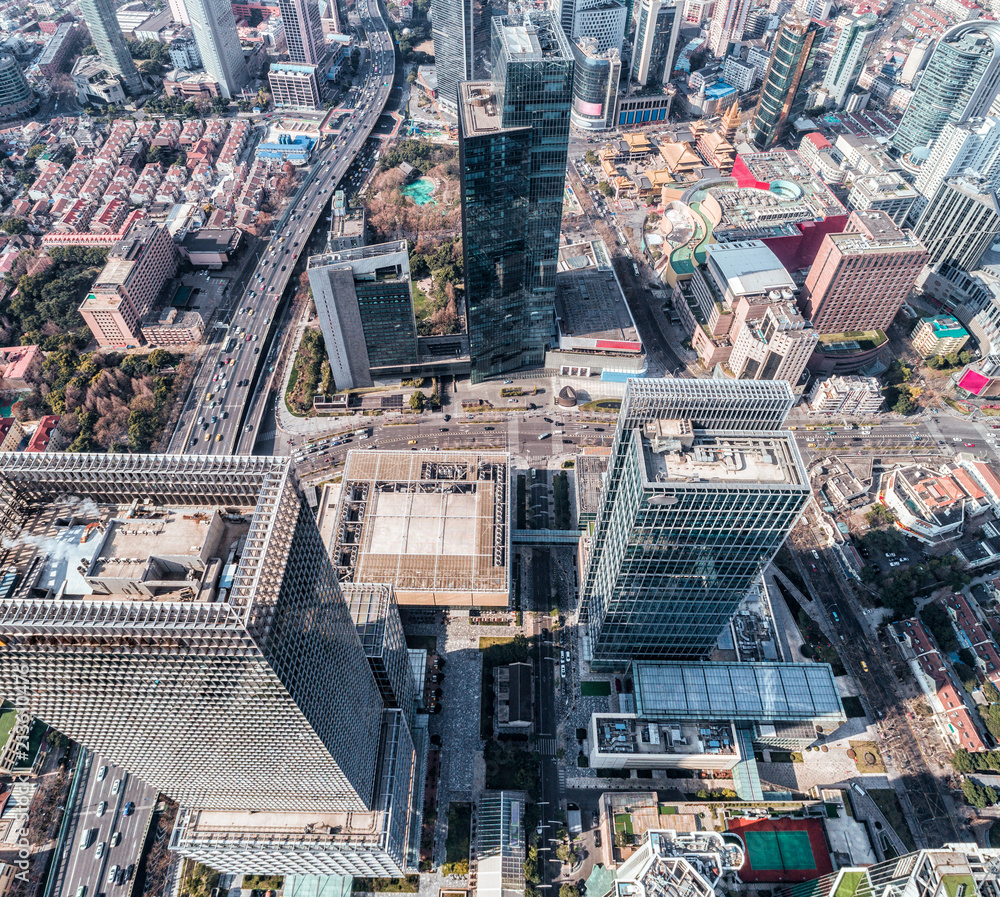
<box><xmin>750</xmin><ymin>11</ymin><xmax>824</xmax><ymax>150</ymax></box>
<box><xmin>631</xmin><ymin>0</ymin><xmax>680</xmax><ymax>86</ymax></box>
<box><xmin>0</xmin><ymin>53</ymin><xmax>35</xmax><ymax>119</ymax></box>
<box><xmin>579</xmin><ymin>379</ymin><xmax>809</xmax><ymax>669</ymax></box>
<box><xmin>78</xmin><ymin>0</ymin><xmax>142</xmax><ymax>94</ymax></box>
<box><xmin>0</xmin><ymin>453</ymin><xmax>422</xmax><ymax>875</ymax></box>
<box><xmin>891</xmin><ymin>20</ymin><xmax>1000</xmax><ymax>158</ymax></box>
<box><xmin>279</xmin><ymin>0</ymin><xmax>326</xmax><ymax>64</ymax></box>
<box><xmin>431</xmin><ymin>0</ymin><xmax>473</xmax><ymax>111</ymax></box>
<box><xmin>572</xmin><ymin>0</ymin><xmax>627</xmax><ymax>52</ymax></box>
<box><xmin>458</xmin><ymin>12</ymin><xmax>574</xmax><ymax>383</ymax></box>
<box><xmin>912</xmin><ymin>116</ymin><xmax>1000</xmax><ymax>222</ymax></box>
<box><xmin>822</xmin><ymin>14</ymin><xmax>877</xmax><ymax>107</ymax></box>
<box><xmin>707</xmin><ymin>0</ymin><xmax>751</xmax><ymax>57</ymax></box>
<box><xmin>571</xmin><ymin>39</ymin><xmax>622</xmax><ymax>131</ymax></box>
<box><xmin>799</xmin><ymin>210</ymin><xmax>929</xmax><ymax>333</ymax></box>
<box><xmin>307</xmin><ymin>241</ymin><xmax>420</xmax><ymax>388</ymax></box>
<box><xmin>187</xmin><ymin>0</ymin><xmax>250</xmax><ymax>98</ymax></box>
<box><xmin>913</xmin><ymin>175</ymin><xmax>1000</xmax><ymax>272</ymax></box>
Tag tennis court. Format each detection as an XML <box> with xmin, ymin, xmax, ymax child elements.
<box><xmin>727</xmin><ymin>816</ymin><xmax>833</xmax><ymax>883</ymax></box>
<box><xmin>744</xmin><ymin>829</ymin><xmax>816</xmax><ymax>871</ymax></box>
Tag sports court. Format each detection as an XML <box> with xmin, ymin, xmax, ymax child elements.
<box><xmin>727</xmin><ymin>816</ymin><xmax>833</xmax><ymax>883</ymax></box>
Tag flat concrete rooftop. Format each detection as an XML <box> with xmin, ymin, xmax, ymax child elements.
<box><xmin>641</xmin><ymin>433</ymin><xmax>800</xmax><ymax>485</ymax></box>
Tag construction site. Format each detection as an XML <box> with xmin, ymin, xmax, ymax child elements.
<box><xmin>330</xmin><ymin>450</ymin><xmax>511</xmax><ymax>606</ymax></box>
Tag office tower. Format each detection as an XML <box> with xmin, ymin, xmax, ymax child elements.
<box><xmin>571</xmin><ymin>39</ymin><xmax>622</xmax><ymax>131</ymax></box>
<box><xmin>278</xmin><ymin>0</ymin><xmax>325</xmax><ymax>63</ymax></box>
<box><xmin>750</xmin><ymin>11</ymin><xmax>824</xmax><ymax>150</ymax></box>
<box><xmin>344</xmin><ymin>584</ymin><xmax>416</xmax><ymax>723</ymax></box>
<box><xmin>168</xmin><ymin>0</ymin><xmax>191</xmax><ymax>25</ymax></box>
<box><xmin>631</xmin><ymin>0</ymin><xmax>680</xmax><ymax>86</ymax></box>
<box><xmin>708</xmin><ymin>0</ymin><xmax>751</xmax><ymax>57</ymax></box>
<box><xmin>912</xmin><ymin>116</ymin><xmax>1000</xmax><ymax>221</ymax></box>
<box><xmin>78</xmin><ymin>221</ymin><xmax>179</xmax><ymax>347</ymax></box>
<box><xmin>822</xmin><ymin>14</ymin><xmax>876</xmax><ymax>107</ymax></box>
<box><xmin>579</xmin><ymin>379</ymin><xmax>808</xmax><ymax>668</ymax></box>
<box><xmin>431</xmin><ymin>0</ymin><xmax>473</xmax><ymax>111</ymax></box>
<box><xmin>799</xmin><ymin>211</ymin><xmax>928</xmax><ymax>333</ymax></box>
<box><xmin>78</xmin><ymin>0</ymin><xmax>142</xmax><ymax>94</ymax></box>
<box><xmin>307</xmin><ymin>241</ymin><xmax>419</xmax><ymax>389</ymax></box>
<box><xmin>186</xmin><ymin>0</ymin><xmax>250</xmax><ymax>98</ymax></box>
<box><xmin>0</xmin><ymin>53</ymin><xmax>35</xmax><ymax>119</ymax></box>
<box><xmin>0</xmin><ymin>453</ymin><xmax>422</xmax><ymax>875</ymax></box>
<box><xmin>913</xmin><ymin>175</ymin><xmax>1000</xmax><ymax>271</ymax></box>
<box><xmin>892</xmin><ymin>20</ymin><xmax>1000</xmax><ymax>158</ymax></box>
<box><xmin>572</xmin><ymin>0</ymin><xmax>627</xmax><ymax>53</ymax></box>
<box><xmin>458</xmin><ymin>13</ymin><xmax>574</xmax><ymax>383</ymax></box>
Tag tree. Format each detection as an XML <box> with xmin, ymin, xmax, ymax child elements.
<box><xmin>985</xmin><ymin>681</ymin><xmax>1000</xmax><ymax>703</ymax></box>
<box><xmin>960</xmin><ymin>350</ymin><xmax>974</xmax><ymax>365</ymax></box>
<box><xmin>560</xmin><ymin>885</ymin><xmax>580</xmax><ymax>897</ymax></box>
<box><xmin>409</xmin><ymin>390</ymin><xmax>426</xmax><ymax>411</ymax></box>
<box><xmin>0</xmin><ymin>216</ymin><xmax>27</xmax><ymax>235</ymax></box>
<box><xmin>25</xmin><ymin>144</ymin><xmax>45</xmax><ymax>163</ymax></box>
<box><xmin>865</xmin><ymin>504</ymin><xmax>894</xmax><ymax>527</ymax></box>
<box><xmin>963</xmin><ymin>779</ymin><xmax>999</xmax><ymax>809</ymax></box>
<box><xmin>893</xmin><ymin>392</ymin><xmax>916</xmax><ymax>414</ymax></box>
<box><xmin>597</xmin><ymin>180</ymin><xmax>613</xmax><ymax>197</ymax></box>
<box><xmin>585</xmin><ymin>150</ymin><xmax>598</xmax><ymax>166</ymax></box>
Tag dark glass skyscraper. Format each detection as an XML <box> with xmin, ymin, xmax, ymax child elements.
<box><xmin>458</xmin><ymin>12</ymin><xmax>574</xmax><ymax>383</ymax></box>
<box><xmin>750</xmin><ymin>11</ymin><xmax>824</xmax><ymax>150</ymax></box>
<box><xmin>579</xmin><ymin>379</ymin><xmax>810</xmax><ymax>669</ymax></box>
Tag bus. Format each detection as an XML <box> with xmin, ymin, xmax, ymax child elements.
<box><xmin>223</xmin><ymin>336</ymin><xmax>236</xmax><ymax>353</ymax></box>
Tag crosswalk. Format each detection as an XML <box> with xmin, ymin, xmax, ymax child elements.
<box><xmin>537</xmin><ymin>735</ymin><xmax>557</xmax><ymax>754</ymax></box>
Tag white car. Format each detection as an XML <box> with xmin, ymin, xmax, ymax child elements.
<box><xmin>97</xmin><ymin>766</ymin><xmax>107</xmax><ymax>781</ymax></box>
<box><xmin>111</xmin><ymin>779</ymin><xmax>121</xmax><ymax>795</ymax></box>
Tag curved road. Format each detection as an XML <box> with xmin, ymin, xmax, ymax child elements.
<box><xmin>173</xmin><ymin>0</ymin><xmax>396</xmax><ymax>456</ymax></box>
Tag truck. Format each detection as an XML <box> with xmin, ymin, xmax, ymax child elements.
<box><xmin>355</xmin><ymin>427</ymin><xmax>370</xmax><ymax>439</ymax></box>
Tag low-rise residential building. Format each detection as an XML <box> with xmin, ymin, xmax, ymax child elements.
<box><xmin>878</xmin><ymin>462</ymin><xmax>993</xmax><ymax>544</ymax></box>
<box><xmin>24</xmin><ymin>415</ymin><xmax>62</xmax><ymax>452</ymax></box>
<box><xmin>72</xmin><ymin>57</ymin><xmax>126</xmax><ymax>106</ymax></box>
<box><xmin>891</xmin><ymin>617</ymin><xmax>987</xmax><ymax>751</ymax></box>
<box><xmin>937</xmin><ymin>592</ymin><xmax>1000</xmax><ymax>686</ymax></box>
<box><xmin>0</xmin><ymin>345</ymin><xmax>41</xmax><ymax>389</ymax></box>
<box><xmin>911</xmin><ymin>315</ymin><xmax>971</xmax><ymax>358</ymax></box>
<box><xmin>0</xmin><ymin>417</ymin><xmax>24</xmax><ymax>452</ymax></box>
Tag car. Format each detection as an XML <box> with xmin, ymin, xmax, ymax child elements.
<box><xmin>108</xmin><ymin>866</ymin><xmax>120</xmax><ymax>885</ymax></box>
<box><xmin>484</xmin><ymin>426</ymin><xmax>495</xmax><ymax>431</ymax></box>
<box><xmin>97</xmin><ymin>766</ymin><xmax>108</xmax><ymax>781</ymax></box>
<box><xmin>216</xmin><ymin>434</ymin><xmax>223</xmax><ymax>442</ymax></box>
<box><xmin>223</xmin><ymin>411</ymin><xmax>229</xmax><ymax>419</ymax></box>
<box><xmin>111</xmin><ymin>779</ymin><xmax>121</xmax><ymax>795</ymax></box>
<box><xmin>861</xmin><ymin>661</ymin><xmax>869</xmax><ymax>672</ymax></box>
<box><xmin>965</xmin><ymin>442</ymin><xmax>975</xmax><ymax>447</ymax></box>
<box><xmin>98</xmin><ymin>800</ymin><xmax>107</xmax><ymax>816</ymax></box>
<box><xmin>254</xmin><ymin>346</ymin><xmax>260</xmax><ymax>354</ymax></box>
<box><xmin>205</xmin><ymin>432</ymin><xmax>212</xmax><ymax>441</ymax></box>
<box><xmin>111</xmin><ymin>831</ymin><xmax>122</xmax><ymax>847</ymax></box>
<box><xmin>76</xmin><ymin>887</ymin><xmax>86</xmax><ymax>897</ymax></box>
<box><xmin>889</xmin><ymin>560</ymin><xmax>900</xmax><ymax>567</ymax></box>
<box><xmin>96</xmin><ymin>842</ymin><xmax>106</xmax><ymax>859</ymax></box>
<box><xmin>122</xmin><ymin>802</ymin><xmax>135</xmax><ymax>817</ymax></box>
<box><xmin>831</xmin><ymin>610</ymin><xmax>840</xmax><ymax>622</ymax></box>
<box><xmin>126</xmin><ymin>864</ymin><xmax>135</xmax><ymax>882</ymax></box>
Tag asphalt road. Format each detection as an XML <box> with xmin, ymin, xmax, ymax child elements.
<box><xmin>50</xmin><ymin>753</ymin><xmax>157</xmax><ymax>897</ymax></box>
<box><xmin>171</xmin><ymin>0</ymin><xmax>395</xmax><ymax>457</ymax></box>
<box><xmin>793</xmin><ymin>509</ymin><xmax>965</xmax><ymax>849</ymax></box>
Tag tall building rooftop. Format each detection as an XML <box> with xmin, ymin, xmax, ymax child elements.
<box><xmin>458</xmin><ymin>82</ymin><xmax>504</xmax><ymax>136</ymax></box>
<box><xmin>331</xmin><ymin>451</ymin><xmax>510</xmax><ymax>606</ymax></box>
<box><xmin>705</xmin><ymin>241</ymin><xmax>795</xmax><ymax>296</ymax></box>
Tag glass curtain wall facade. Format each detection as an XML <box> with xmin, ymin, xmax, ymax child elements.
<box><xmin>460</xmin><ymin>13</ymin><xmax>575</xmax><ymax>382</ymax></box>
<box><xmin>892</xmin><ymin>21</ymin><xmax>1000</xmax><ymax>157</ymax></box>
<box><xmin>571</xmin><ymin>41</ymin><xmax>622</xmax><ymax>130</ymax></box>
<box><xmin>750</xmin><ymin>11</ymin><xmax>823</xmax><ymax>150</ymax></box>
<box><xmin>631</xmin><ymin>0</ymin><xmax>678</xmax><ymax>86</ymax></box>
<box><xmin>580</xmin><ymin>379</ymin><xmax>805</xmax><ymax>669</ymax></box>
<box><xmin>431</xmin><ymin>0</ymin><xmax>474</xmax><ymax>110</ymax></box>
<box><xmin>187</xmin><ymin>0</ymin><xmax>250</xmax><ymax>97</ymax></box>
<box><xmin>79</xmin><ymin>0</ymin><xmax>142</xmax><ymax>93</ymax></box>
<box><xmin>0</xmin><ymin>453</ymin><xmax>385</xmax><ymax>813</ymax></box>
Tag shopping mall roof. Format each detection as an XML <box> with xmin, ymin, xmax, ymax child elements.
<box><xmin>632</xmin><ymin>661</ymin><xmax>845</xmax><ymax>724</ymax></box>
